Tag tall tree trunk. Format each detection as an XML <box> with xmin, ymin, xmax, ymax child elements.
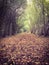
<box><xmin>0</xmin><ymin>0</ymin><xmax>17</xmax><ymax>38</ymax></box>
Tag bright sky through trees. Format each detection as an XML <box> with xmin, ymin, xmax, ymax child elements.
<box><xmin>46</xmin><ymin>0</ymin><xmax>49</xmax><ymax>2</ymax></box>
<box><xmin>27</xmin><ymin>0</ymin><xmax>32</xmax><ymax>5</ymax></box>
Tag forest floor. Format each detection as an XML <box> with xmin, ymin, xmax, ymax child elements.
<box><xmin>0</xmin><ymin>32</ymin><xmax>49</xmax><ymax>65</ymax></box>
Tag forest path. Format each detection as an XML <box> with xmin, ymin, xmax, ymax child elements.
<box><xmin>0</xmin><ymin>33</ymin><xmax>49</xmax><ymax>65</ymax></box>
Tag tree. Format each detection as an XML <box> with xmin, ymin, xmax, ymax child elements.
<box><xmin>0</xmin><ymin>0</ymin><xmax>26</xmax><ymax>38</ymax></box>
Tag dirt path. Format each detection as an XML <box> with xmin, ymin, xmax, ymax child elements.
<box><xmin>0</xmin><ymin>33</ymin><xmax>49</xmax><ymax>65</ymax></box>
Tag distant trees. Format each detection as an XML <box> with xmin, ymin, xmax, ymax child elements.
<box><xmin>0</xmin><ymin>0</ymin><xmax>49</xmax><ymax>38</ymax></box>
<box><xmin>0</xmin><ymin>0</ymin><xmax>26</xmax><ymax>38</ymax></box>
<box><xmin>15</xmin><ymin>0</ymin><xmax>49</xmax><ymax>36</ymax></box>
<box><xmin>30</xmin><ymin>0</ymin><xmax>49</xmax><ymax>36</ymax></box>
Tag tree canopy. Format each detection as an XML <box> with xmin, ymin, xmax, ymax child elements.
<box><xmin>0</xmin><ymin>0</ymin><xmax>49</xmax><ymax>38</ymax></box>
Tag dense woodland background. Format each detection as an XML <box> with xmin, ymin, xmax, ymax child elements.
<box><xmin>0</xmin><ymin>0</ymin><xmax>49</xmax><ymax>38</ymax></box>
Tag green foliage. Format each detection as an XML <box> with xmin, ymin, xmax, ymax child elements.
<box><xmin>44</xmin><ymin>0</ymin><xmax>49</xmax><ymax>15</ymax></box>
<box><xmin>17</xmin><ymin>0</ymin><xmax>40</xmax><ymax>32</ymax></box>
<box><xmin>17</xmin><ymin>0</ymin><xmax>49</xmax><ymax>33</ymax></box>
